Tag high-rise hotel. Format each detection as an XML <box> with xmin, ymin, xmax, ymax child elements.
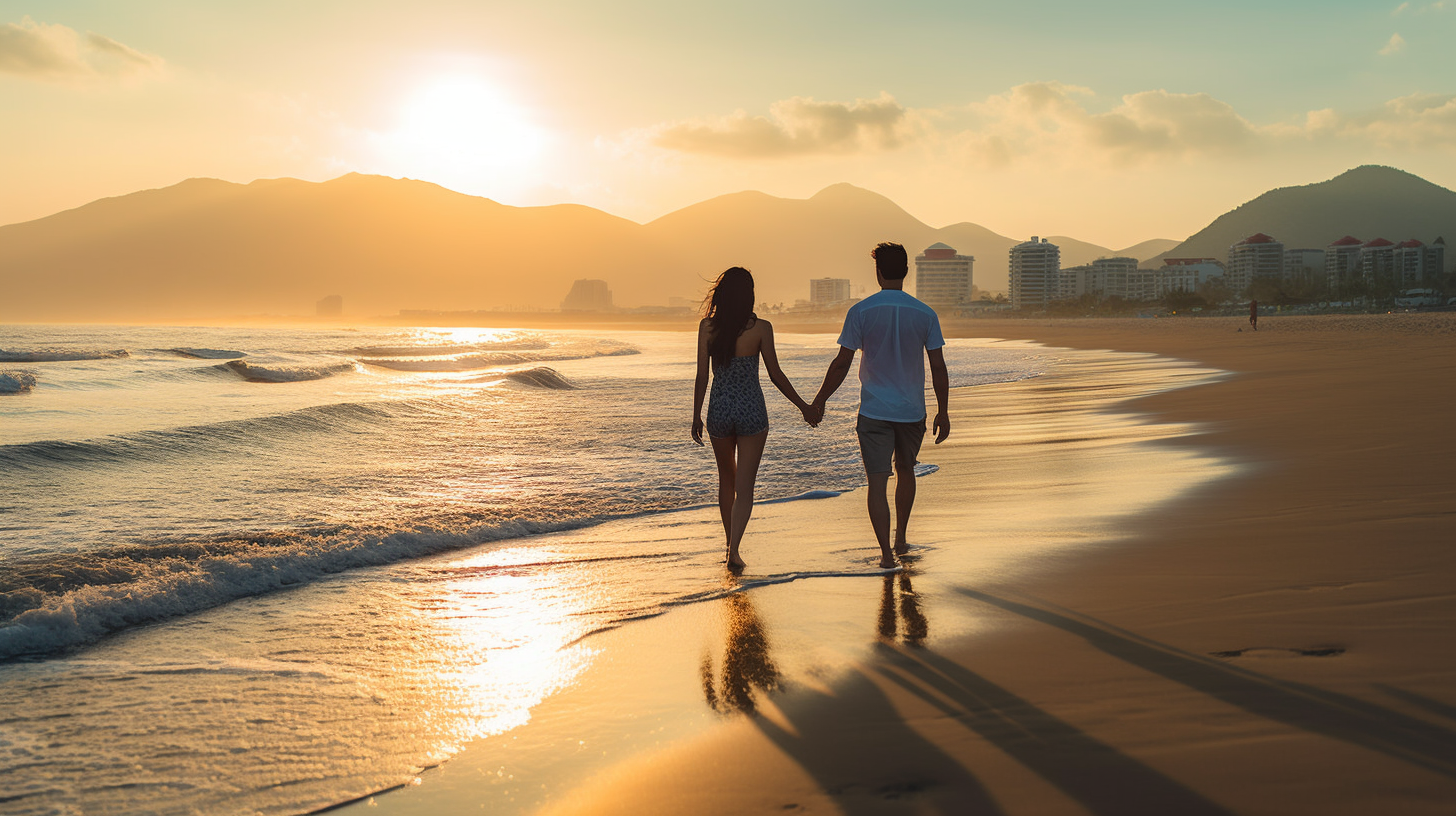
<box><xmin>1009</xmin><ymin>237</ymin><xmax>1060</xmax><ymax>310</ymax></box>
<box><xmin>913</xmin><ymin>243</ymin><xmax>974</xmax><ymax>311</ymax></box>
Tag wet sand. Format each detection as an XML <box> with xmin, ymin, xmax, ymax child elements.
<box><xmin>357</xmin><ymin>312</ymin><xmax>1456</xmax><ymax>815</ymax></box>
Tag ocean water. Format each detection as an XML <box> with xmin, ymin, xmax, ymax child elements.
<box><xmin>0</xmin><ymin>323</ymin><xmax>1050</xmax><ymax>815</ymax></box>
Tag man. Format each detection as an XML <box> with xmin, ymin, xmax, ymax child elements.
<box><xmin>810</xmin><ymin>242</ymin><xmax>950</xmax><ymax>569</ymax></box>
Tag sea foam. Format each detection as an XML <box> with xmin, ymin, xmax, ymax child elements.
<box><xmin>0</xmin><ymin>371</ymin><xmax>37</xmax><ymax>394</ymax></box>
<box><xmin>0</xmin><ymin>516</ymin><xmax>604</xmax><ymax>660</ymax></box>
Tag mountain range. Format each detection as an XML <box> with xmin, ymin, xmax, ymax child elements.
<box><xmin>1151</xmin><ymin>165</ymin><xmax>1456</xmax><ymax>266</ymax></box>
<box><xmin>0</xmin><ymin>176</ymin><xmax>1171</xmax><ymax>322</ymax></box>
<box><xmin>1</xmin><ymin>165</ymin><xmax>1451</xmax><ymax>321</ymax></box>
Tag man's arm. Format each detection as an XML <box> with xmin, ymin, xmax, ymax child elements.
<box><xmin>811</xmin><ymin>346</ymin><xmax>856</xmax><ymax>421</ymax></box>
<box><xmin>928</xmin><ymin>347</ymin><xmax>950</xmax><ymax>443</ymax></box>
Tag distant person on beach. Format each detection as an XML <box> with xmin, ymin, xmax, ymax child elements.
<box><xmin>808</xmin><ymin>243</ymin><xmax>950</xmax><ymax>569</ymax></box>
<box><xmin>1250</xmin><ymin>299</ymin><xmax>1259</xmax><ymax>331</ymax></box>
<box><xmin>692</xmin><ymin>267</ymin><xmax>818</xmax><ymax>570</ymax></box>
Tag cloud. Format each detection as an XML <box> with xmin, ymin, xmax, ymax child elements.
<box><xmin>0</xmin><ymin>16</ymin><xmax>161</xmax><ymax>80</ymax></box>
<box><xmin>1379</xmin><ymin>33</ymin><xmax>1407</xmax><ymax>54</ymax></box>
<box><xmin>1304</xmin><ymin>93</ymin><xmax>1456</xmax><ymax>149</ymax></box>
<box><xmin>638</xmin><ymin>82</ymin><xmax>1456</xmax><ymax>172</ymax></box>
<box><xmin>952</xmin><ymin>82</ymin><xmax>1260</xmax><ymax>167</ymax></box>
<box><xmin>1394</xmin><ymin>2</ymin><xmax>1410</xmax><ymax>13</ymax></box>
<box><xmin>652</xmin><ymin>92</ymin><xmax>910</xmax><ymax>158</ymax></box>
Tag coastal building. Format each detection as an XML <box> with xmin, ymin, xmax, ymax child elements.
<box><xmin>1283</xmin><ymin>248</ymin><xmax>1324</xmax><ymax>284</ymax></box>
<box><xmin>1009</xmin><ymin>237</ymin><xmax>1060</xmax><ymax>310</ymax></box>
<box><xmin>1325</xmin><ymin>236</ymin><xmax>1363</xmax><ymax>291</ymax></box>
<box><xmin>1226</xmin><ymin>233</ymin><xmax>1284</xmax><ymax>292</ymax></box>
<box><xmin>1392</xmin><ymin>239</ymin><xmax>1446</xmax><ymax>287</ymax></box>
<box><xmin>1056</xmin><ymin>264</ymin><xmax>1090</xmax><ymax>300</ymax></box>
<box><xmin>1091</xmin><ymin>256</ymin><xmax>1147</xmax><ymax>300</ymax></box>
<box><xmin>1056</xmin><ymin>257</ymin><xmax>1148</xmax><ymax>302</ymax></box>
<box><xmin>1359</xmin><ymin>238</ymin><xmax>1396</xmax><ymax>284</ymax></box>
<box><xmin>1155</xmin><ymin>258</ymin><xmax>1225</xmax><ymax>298</ymax></box>
<box><xmin>561</xmin><ymin>279</ymin><xmax>614</xmax><ymax>311</ymax></box>
<box><xmin>315</xmin><ymin>294</ymin><xmax>343</xmax><ymax>317</ymax></box>
<box><xmin>808</xmin><ymin>277</ymin><xmax>852</xmax><ymax>306</ymax></box>
<box><xmin>913</xmin><ymin>243</ymin><xmax>974</xmax><ymax>310</ymax></box>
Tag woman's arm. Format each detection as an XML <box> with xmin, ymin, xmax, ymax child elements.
<box><xmin>759</xmin><ymin>322</ymin><xmax>816</xmax><ymax>425</ymax></box>
<box><xmin>692</xmin><ymin>319</ymin><xmax>710</xmax><ymax>445</ymax></box>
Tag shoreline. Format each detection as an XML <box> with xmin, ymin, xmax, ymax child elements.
<box><xmin>356</xmin><ymin>311</ymin><xmax>1456</xmax><ymax>815</ymax></box>
<box><xmin>346</xmin><ymin>341</ymin><xmax>1237</xmax><ymax>815</ymax></box>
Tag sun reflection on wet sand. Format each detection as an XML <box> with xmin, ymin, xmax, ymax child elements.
<box><xmin>419</xmin><ymin>547</ymin><xmax>617</xmax><ymax>748</ymax></box>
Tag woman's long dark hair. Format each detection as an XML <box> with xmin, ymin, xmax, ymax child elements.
<box><xmin>703</xmin><ymin>267</ymin><xmax>755</xmax><ymax>370</ymax></box>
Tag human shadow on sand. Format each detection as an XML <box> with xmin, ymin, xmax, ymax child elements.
<box><xmin>737</xmin><ymin>571</ymin><xmax>1232</xmax><ymax>815</ymax></box>
<box><xmin>957</xmin><ymin>588</ymin><xmax>1456</xmax><ymax>780</ymax></box>
<box><xmin>870</xmin><ymin>641</ymin><xmax>1233</xmax><ymax>816</ymax></box>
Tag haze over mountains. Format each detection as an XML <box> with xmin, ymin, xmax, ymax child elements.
<box><xmin>0</xmin><ymin>175</ymin><xmax>1171</xmax><ymax>322</ymax></box>
<box><xmin>1151</xmin><ymin>166</ymin><xmax>1456</xmax><ymax>267</ymax></box>
<box><xmin>0</xmin><ymin>165</ymin><xmax>1450</xmax><ymax>322</ymax></box>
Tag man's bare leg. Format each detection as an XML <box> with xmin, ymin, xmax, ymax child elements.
<box><xmin>893</xmin><ymin>450</ymin><xmax>917</xmax><ymax>555</ymax></box>
<box><xmin>866</xmin><ymin>472</ymin><xmax>895</xmax><ymax>569</ymax></box>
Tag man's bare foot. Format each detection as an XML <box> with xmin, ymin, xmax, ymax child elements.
<box><xmin>727</xmin><ymin>557</ymin><xmax>746</xmax><ymax>571</ymax></box>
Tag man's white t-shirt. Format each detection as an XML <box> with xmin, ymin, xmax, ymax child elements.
<box><xmin>836</xmin><ymin>288</ymin><xmax>945</xmax><ymax>423</ymax></box>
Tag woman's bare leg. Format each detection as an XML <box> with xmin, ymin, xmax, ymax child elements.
<box><xmin>726</xmin><ymin>431</ymin><xmax>767</xmax><ymax>569</ymax></box>
<box><xmin>710</xmin><ymin>435</ymin><xmax>737</xmax><ymax>548</ymax></box>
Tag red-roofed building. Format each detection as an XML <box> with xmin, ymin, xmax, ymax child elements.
<box><xmin>1393</xmin><ymin>238</ymin><xmax>1445</xmax><ymax>286</ymax></box>
<box><xmin>1359</xmin><ymin>238</ymin><xmax>1397</xmax><ymax>283</ymax></box>
<box><xmin>1325</xmin><ymin>236</ymin><xmax>1363</xmax><ymax>290</ymax></box>
<box><xmin>914</xmin><ymin>242</ymin><xmax>975</xmax><ymax>310</ymax></box>
<box><xmin>1227</xmin><ymin>233</ymin><xmax>1284</xmax><ymax>292</ymax></box>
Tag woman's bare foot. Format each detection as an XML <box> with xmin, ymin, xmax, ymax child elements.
<box><xmin>893</xmin><ymin>541</ymin><xmax>910</xmax><ymax>557</ymax></box>
<box><xmin>727</xmin><ymin>557</ymin><xmax>746</xmax><ymax>571</ymax></box>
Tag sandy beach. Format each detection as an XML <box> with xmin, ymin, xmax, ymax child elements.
<box><xmin>350</xmin><ymin>312</ymin><xmax>1456</xmax><ymax>816</ymax></box>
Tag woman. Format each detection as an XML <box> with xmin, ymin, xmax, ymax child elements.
<box><xmin>692</xmin><ymin>267</ymin><xmax>816</xmax><ymax>570</ymax></box>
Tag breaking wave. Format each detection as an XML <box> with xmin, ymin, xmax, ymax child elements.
<box><xmin>0</xmin><ymin>482</ymin><xmax>865</xmax><ymax>661</ymax></box>
<box><xmin>0</xmin><ymin>401</ymin><xmax>399</xmax><ymax>470</ymax></box>
<box><xmin>0</xmin><ymin>517</ymin><xmax>597</xmax><ymax>660</ymax></box>
<box><xmin>219</xmin><ymin>360</ymin><xmax>356</xmax><ymax>383</ymax></box>
<box><xmin>166</xmin><ymin>348</ymin><xmax>247</xmax><ymax>360</ymax></box>
<box><xmin>0</xmin><ymin>349</ymin><xmax>128</xmax><ymax>362</ymax></box>
<box><xmin>502</xmin><ymin>367</ymin><xmax>577</xmax><ymax>390</ymax></box>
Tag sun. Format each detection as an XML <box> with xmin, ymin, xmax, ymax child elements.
<box><xmin>372</xmin><ymin>73</ymin><xmax>550</xmax><ymax>194</ymax></box>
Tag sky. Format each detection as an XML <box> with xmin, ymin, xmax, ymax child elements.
<box><xmin>2</xmin><ymin>0</ymin><xmax>1454</xmax><ymax>247</ymax></box>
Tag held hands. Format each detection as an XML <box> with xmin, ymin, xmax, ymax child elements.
<box><xmin>691</xmin><ymin>417</ymin><xmax>705</xmax><ymax>446</ymax></box>
<box><xmin>933</xmin><ymin>411</ymin><xmax>951</xmax><ymax>444</ymax></box>
<box><xmin>799</xmin><ymin>400</ymin><xmax>823</xmax><ymax>428</ymax></box>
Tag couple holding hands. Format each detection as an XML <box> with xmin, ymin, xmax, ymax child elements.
<box><xmin>691</xmin><ymin>242</ymin><xmax>950</xmax><ymax>571</ymax></box>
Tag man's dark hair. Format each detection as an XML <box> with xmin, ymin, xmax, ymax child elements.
<box><xmin>872</xmin><ymin>242</ymin><xmax>909</xmax><ymax>280</ymax></box>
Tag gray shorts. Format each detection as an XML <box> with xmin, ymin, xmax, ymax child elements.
<box><xmin>856</xmin><ymin>414</ymin><xmax>925</xmax><ymax>476</ymax></box>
